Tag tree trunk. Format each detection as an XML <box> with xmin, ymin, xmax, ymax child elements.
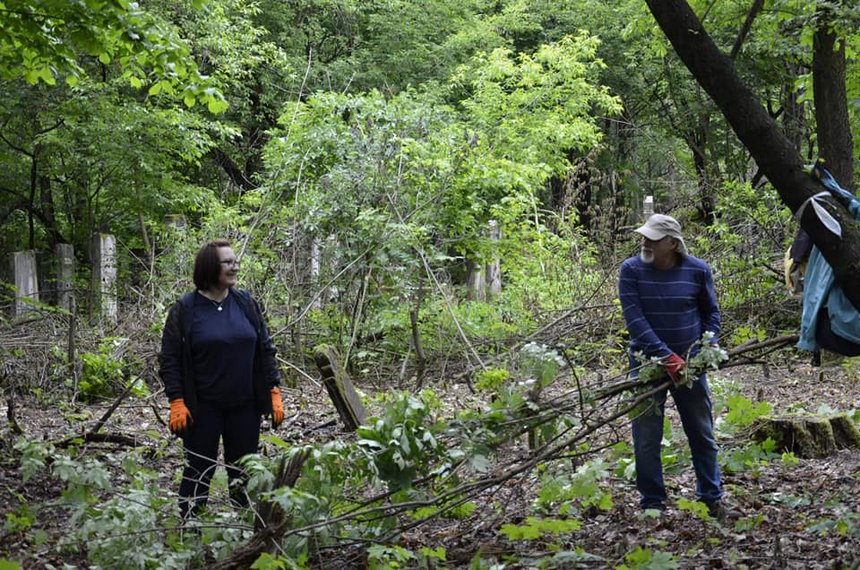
<box><xmin>752</xmin><ymin>413</ymin><xmax>860</xmax><ymax>457</ymax></box>
<box><xmin>688</xmin><ymin>113</ymin><xmax>717</xmax><ymax>224</ymax></box>
<box><xmin>781</xmin><ymin>62</ymin><xmax>807</xmax><ymax>155</ymax></box>
<box><xmin>645</xmin><ymin>0</ymin><xmax>860</xmax><ymax>310</ymax></box>
<box><xmin>812</xmin><ymin>12</ymin><xmax>854</xmax><ymax>188</ymax></box>
<box><xmin>28</xmin><ymin>148</ymin><xmax>37</xmax><ymax>249</ymax></box>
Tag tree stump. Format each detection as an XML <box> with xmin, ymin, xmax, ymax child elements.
<box><xmin>751</xmin><ymin>414</ymin><xmax>860</xmax><ymax>458</ymax></box>
<box><xmin>313</xmin><ymin>344</ymin><xmax>367</xmax><ymax>431</ymax></box>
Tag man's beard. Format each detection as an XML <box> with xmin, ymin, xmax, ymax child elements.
<box><xmin>640</xmin><ymin>248</ymin><xmax>654</xmax><ymax>264</ymax></box>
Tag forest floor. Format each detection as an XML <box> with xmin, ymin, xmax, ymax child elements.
<box><xmin>2</xmin><ymin>353</ymin><xmax>860</xmax><ymax>569</ymax></box>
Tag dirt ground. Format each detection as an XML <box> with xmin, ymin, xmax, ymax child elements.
<box><xmin>1</xmin><ymin>353</ymin><xmax>859</xmax><ymax>569</ymax></box>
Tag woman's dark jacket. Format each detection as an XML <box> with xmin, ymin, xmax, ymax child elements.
<box><xmin>158</xmin><ymin>289</ymin><xmax>280</xmax><ymax>416</ymax></box>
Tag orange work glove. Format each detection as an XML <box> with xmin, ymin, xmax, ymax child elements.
<box><xmin>270</xmin><ymin>388</ymin><xmax>284</xmax><ymax>428</ymax></box>
<box><xmin>168</xmin><ymin>398</ymin><xmax>192</xmax><ymax>435</ymax></box>
<box><xmin>663</xmin><ymin>353</ymin><xmax>686</xmax><ymax>384</ymax></box>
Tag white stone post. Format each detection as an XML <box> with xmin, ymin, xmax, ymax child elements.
<box><xmin>643</xmin><ymin>195</ymin><xmax>654</xmax><ymax>220</ymax></box>
<box><xmin>486</xmin><ymin>220</ymin><xmax>502</xmax><ymax>297</ymax></box>
<box><xmin>310</xmin><ymin>237</ymin><xmax>322</xmax><ymax>309</ymax></box>
<box><xmin>466</xmin><ymin>260</ymin><xmax>486</xmax><ymax>301</ymax></box>
<box><xmin>12</xmin><ymin>250</ymin><xmax>39</xmax><ymax>317</ymax></box>
<box><xmin>91</xmin><ymin>233</ymin><xmax>117</xmax><ymax>324</ymax></box>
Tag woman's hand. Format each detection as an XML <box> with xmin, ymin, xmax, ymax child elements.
<box><xmin>168</xmin><ymin>398</ymin><xmax>193</xmax><ymax>435</ymax></box>
<box><xmin>271</xmin><ymin>388</ymin><xmax>284</xmax><ymax>428</ymax></box>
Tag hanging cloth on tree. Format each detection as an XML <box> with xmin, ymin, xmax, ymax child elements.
<box><xmin>797</xmin><ymin>165</ymin><xmax>860</xmax><ymax>355</ymax></box>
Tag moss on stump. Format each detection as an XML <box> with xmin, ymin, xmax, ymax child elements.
<box><xmin>751</xmin><ymin>414</ymin><xmax>860</xmax><ymax>458</ymax></box>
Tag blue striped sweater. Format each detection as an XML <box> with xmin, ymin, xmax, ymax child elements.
<box><xmin>618</xmin><ymin>254</ymin><xmax>720</xmax><ymax>359</ymax></box>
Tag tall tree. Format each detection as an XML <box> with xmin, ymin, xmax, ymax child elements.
<box><xmin>812</xmin><ymin>1</ymin><xmax>854</xmax><ymax>188</ymax></box>
<box><xmin>644</xmin><ymin>0</ymin><xmax>860</xmax><ymax>309</ymax></box>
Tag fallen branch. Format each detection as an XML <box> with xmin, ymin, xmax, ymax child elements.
<box><xmin>57</xmin><ymin>432</ymin><xmax>140</xmax><ymax>448</ymax></box>
<box><xmin>88</xmin><ymin>374</ymin><xmax>147</xmax><ymax>436</ymax></box>
<box><xmin>208</xmin><ymin>449</ymin><xmax>310</xmax><ymax>570</ymax></box>
<box><xmin>203</xmin><ymin>333</ymin><xmax>803</xmax><ymax>564</ymax></box>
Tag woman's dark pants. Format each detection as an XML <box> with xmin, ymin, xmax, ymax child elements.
<box><xmin>179</xmin><ymin>400</ymin><xmax>260</xmax><ymax>519</ymax></box>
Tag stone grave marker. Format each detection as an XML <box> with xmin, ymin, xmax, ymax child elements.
<box><xmin>313</xmin><ymin>344</ymin><xmax>367</xmax><ymax>431</ymax></box>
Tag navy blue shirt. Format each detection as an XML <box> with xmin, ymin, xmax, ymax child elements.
<box><xmin>190</xmin><ymin>291</ymin><xmax>257</xmax><ymax>404</ymax></box>
<box><xmin>619</xmin><ymin>254</ymin><xmax>720</xmax><ymax>358</ymax></box>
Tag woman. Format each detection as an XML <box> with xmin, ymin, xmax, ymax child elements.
<box><xmin>158</xmin><ymin>239</ymin><xmax>284</xmax><ymax>519</ymax></box>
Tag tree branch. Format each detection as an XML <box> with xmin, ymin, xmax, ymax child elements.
<box><xmin>730</xmin><ymin>0</ymin><xmax>765</xmax><ymax>60</ymax></box>
<box><xmin>645</xmin><ymin>0</ymin><xmax>860</xmax><ymax>310</ymax></box>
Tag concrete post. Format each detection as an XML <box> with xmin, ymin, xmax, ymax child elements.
<box><xmin>91</xmin><ymin>233</ymin><xmax>117</xmax><ymax>324</ymax></box>
<box><xmin>486</xmin><ymin>220</ymin><xmax>502</xmax><ymax>297</ymax></box>
<box><xmin>310</xmin><ymin>237</ymin><xmax>322</xmax><ymax>309</ymax></box>
<box><xmin>644</xmin><ymin>195</ymin><xmax>654</xmax><ymax>220</ymax></box>
<box><xmin>11</xmin><ymin>251</ymin><xmax>39</xmax><ymax>317</ymax></box>
<box><xmin>466</xmin><ymin>260</ymin><xmax>486</xmax><ymax>301</ymax></box>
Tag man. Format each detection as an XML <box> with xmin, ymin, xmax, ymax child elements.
<box><xmin>618</xmin><ymin>213</ymin><xmax>727</xmax><ymax>518</ymax></box>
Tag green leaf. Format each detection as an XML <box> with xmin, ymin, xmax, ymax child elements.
<box><xmin>419</xmin><ymin>546</ymin><xmax>446</xmax><ymax>561</ymax></box>
<box><xmin>499</xmin><ymin>522</ymin><xmax>542</xmax><ymax>540</ymax></box>
<box><xmin>250</xmin><ymin>552</ymin><xmax>286</xmax><ymax>570</ymax></box>
<box><xmin>499</xmin><ymin>517</ymin><xmax>581</xmax><ymax>540</ymax></box>
<box><xmin>206</xmin><ymin>95</ymin><xmax>229</xmax><ymax>114</ymax></box>
<box><xmin>676</xmin><ymin>498</ymin><xmax>711</xmax><ymax>521</ymax></box>
<box><xmin>624</xmin><ymin>546</ymin><xmax>679</xmax><ymax>569</ymax></box>
<box><xmin>468</xmin><ymin>454</ymin><xmax>491</xmax><ymax>472</ymax></box>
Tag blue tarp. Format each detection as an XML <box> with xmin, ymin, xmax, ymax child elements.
<box><xmin>797</xmin><ymin>168</ymin><xmax>860</xmax><ymax>352</ymax></box>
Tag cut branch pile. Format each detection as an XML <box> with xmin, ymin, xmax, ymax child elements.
<box><xmin>215</xmin><ymin>334</ymin><xmax>802</xmax><ymax>566</ymax></box>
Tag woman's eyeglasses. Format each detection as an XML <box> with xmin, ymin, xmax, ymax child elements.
<box><xmin>219</xmin><ymin>259</ymin><xmax>240</xmax><ymax>268</ymax></box>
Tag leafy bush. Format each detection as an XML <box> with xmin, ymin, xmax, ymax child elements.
<box><xmin>357</xmin><ymin>391</ymin><xmax>446</xmax><ymax>491</ymax></box>
<box><xmin>721</xmin><ymin>438</ymin><xmax>779</xmax><ymax>474</ymax></box>
<box><xmin>76</xmin><ymin>337</ymin><xmax>147</xmax><ymax>401</ymax></box>
<box><xmin>517</xmin><ymin>342</ymin><xmax>565</xmax><ymax>391</ymax></box>
<box><xmin>534</xmin><ymin>459</ymin><xmax>614</xmax><ymax>515</ymax></box>
<box><xmin>475</xmin><ymin>367</ymin><xmax>510</xmax><ymax>391</ymax></box>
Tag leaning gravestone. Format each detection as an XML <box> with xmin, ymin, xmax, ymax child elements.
<box><xmin>313</xmin><ymin>344</ymin><xmax>367</xmax><ymax>431</ymax></box>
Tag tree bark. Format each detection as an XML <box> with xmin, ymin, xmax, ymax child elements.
<box><xmin>781</xmin><ymin>62</ymin><xmax>807</xmax><ymax>155</ymax></box>
<box><xmin>812</xmin><ymin>11</ymin><xmax>854</xmax><ymax>188</ymax></box>
<box><xmin>210</xmin><ymin>147</ymin><xmax>259</xmax><ymax>191</ymax></box>
<box><xmin>645</xmin><ymin>0</ymin><xmax>860</xmax><ymax>310</ymax></box>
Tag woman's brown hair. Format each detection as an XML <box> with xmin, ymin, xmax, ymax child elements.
<box><xmin>193</xmin><ymin>239</ymin><xmax>231</xmax><ymax>290</ymax></box>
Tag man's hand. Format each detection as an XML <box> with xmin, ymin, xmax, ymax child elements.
<box><xmin>663</xmin><ymin>353</ymin><xmax>686</xmax><ymax>384</ymax></box>
<box><xmin>271</xmin><ymin>388</ymin><xmax>284</xmax><ymax>428</ymax></box>
<box><xmin>168</xmin><ymin>398</ymin><xmax>192</xmax><ymax>435</ymax></box>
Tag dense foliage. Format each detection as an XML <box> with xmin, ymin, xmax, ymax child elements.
<box><xmin>1</xmin><ymin>0</ymin><xmax>859</xmax><ymax>567</ymax></box>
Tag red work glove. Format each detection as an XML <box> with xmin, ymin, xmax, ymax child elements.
<box><xmin>270</xmin><ymin>388</ymin><xmax>284</xmax><ymax>428</ymax></box>
<box><xmin>663</xmin><ymin>353</ymin><xmax>686</xmax><ymax>384</ymax></box>
<box><xmin>168</xmin><ymin>398</ymin><xmax>192</xmax><ymax>435</ymax></box>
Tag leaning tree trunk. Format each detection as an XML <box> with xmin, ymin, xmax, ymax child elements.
<box><xmin>645</xmin><ymin>0</ymin><xmax>860</xmax><ymax>311</ymax></box>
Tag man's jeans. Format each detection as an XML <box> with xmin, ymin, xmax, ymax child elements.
<box><xmin>631</xmin><ymin>374</ymin><xmax>722</xmax><ymax>509</ymax></box>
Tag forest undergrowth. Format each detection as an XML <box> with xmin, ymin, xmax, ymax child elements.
<box><xmin>2</xmin><ymin>300</ymin><xmax>860</xmax><ymax>569</ymax></box>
